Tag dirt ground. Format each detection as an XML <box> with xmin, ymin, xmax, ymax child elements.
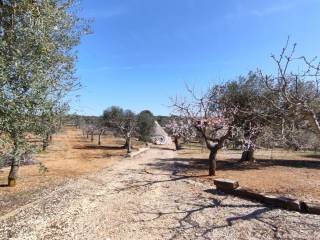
<box><xmin>0</xmin><ymin>127</ymin><xmax>144</xmax><ymax>216</ymax></box>
<box><xmin>176</xmin><ymin>145</ymin><xmax>320</xmax><ymax>202</ymax></box>
<box><xmin>1</xmin><ymin>129</ymin><xmax>319</xmax><ymax>218</ymax></box>
<box><xmin>0</xmin><ymin>129</ymin><xmax>320</xmax><ymax>239</ymax></box>
<box><xmin>0</xmin><ymin>148</ymin><xmax>319</xmax><ymax>240</ymax></box>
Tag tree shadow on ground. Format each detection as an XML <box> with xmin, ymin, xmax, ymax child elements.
<box><xmin>114</xmin><ymin>169</ymin><xmax>208</xmax><ymax>192</ymax></box>
<box><xmin>145</xmin><ymin>158</ymin><xmax>209</xmax><ymax>172</ymax></box>
<box><xmin>129</xmin><ymin>186</ymin><xmax>278</xmax><ymax>239</ymax></box>
<box><xmin>115</xmin><ymin>163</ymin><xmax>317</xmax><ymax>239</ymax></box>
<box><xmin>116</xmin><ymin>167</ymin><xmax>269</xmax><ymax>237</ymax></box>
<box><xmin>305</xmin><ymin>154</ymin><xmax>320</xmax><ymax>159</ymax></box>
<box><xmin>145</xmin><ymin>157</ymin><xmax>320</xmax><ymax>174</ymax></box>
<box><xmin>73</xmin><ymin>145</ymin><xmax>125</xmax><ymax>150</ymax></box>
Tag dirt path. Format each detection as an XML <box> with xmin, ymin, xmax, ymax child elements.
<box><xmin>0</xmin><ymin>149</ymin><xmax>319</xmax><ymax>240</ymax></box>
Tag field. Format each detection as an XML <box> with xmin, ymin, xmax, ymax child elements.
<box><xmin>0</xmin><ymin>127</ymin><xmax>144</xmax><ymax>216</ymax></box>
<box><xmin>0</xmin><ymin>127</ymin><xmax>320</xmax><ymax>214</ymax></box>
<box><xmin>1</xmin><ymin>128</ymin><xmax>320</xmax><ymax>219</ymax></box>
<box><xmin>0</xmin><ymin>128</ymin><xmax>320</xmax><ymax>239</ymax></box>
<box><xmin>176</xmin><ymin>144</ymin><xmax>320</xmax><ymax>201</ymax></box>
<box><xmin>1</xmin><ymin>129</ymin><xmax>319</xmax><ymax>218</ymax></box>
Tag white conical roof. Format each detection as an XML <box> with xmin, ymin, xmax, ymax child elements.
<box><xmin>150</xmin><ymin>121</ymin><xmax>172</xmax><ymax>145</ymax></box>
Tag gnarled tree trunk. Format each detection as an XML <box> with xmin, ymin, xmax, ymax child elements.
<box><xmin>174</xmin><ymin>137</ymin><xmax>181</xmax><ymax>151</ymax></box>
<box><xmin>8</xmin><ymin>159</ymin><xmax>19</xmax><ymax>187</ymax></box>
<box><xmin>205</xmin><ymin>128</ymin><xmax>232</xmax><ymax>176</ymax></box>
<box><xmin>208</xmin><ymin>145</ymin><xmax>218</xmax><ymax>176</ymax></box>
<box><xmin>241</xmin><ymin>149</ymin><xmax>254</xmax><ymax>162</ymax></box>
<box><xmin>8</xmin><ymin>140</ymin><xmax>19</xmax><ymax>187</ymax></box>
<box><xmin>42</xmin><ymin>133</ymin><xmax>49</xmax><ymax>151</ymax></box>
<box><xmin>123</xmin><ymin>137</ymin><xmax>129</xmax><ymax>149</ymax></box>
<box><xmin>98</xmin><ymin>133</ymin><xmax>102</xmax><ymax>145</ymax></box>
<box><xmin>304</xmin><ymin>110</ymin><xmax>320</xmax><ymax>138</ymax></box>
<box><xmin>126</xmin><ymin>136</ymin><xmax>132</xmax><ymax>153</ymax></box>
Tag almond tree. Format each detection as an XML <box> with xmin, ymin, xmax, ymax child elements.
<box><xmin>165</xmin><ymin>117</ymin><xmax>196</xmax><ymax>150</ymax></box>
<box><xmin>171</xmin><ymin>86</ymin><xmax>237</xmax><ymax>176</ymax></box>
<box><xmin>261</xmin><ymin>39</ymin><xmax>320</xmax><ymax>140</ymax></box>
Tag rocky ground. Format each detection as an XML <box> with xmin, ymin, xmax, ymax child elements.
<box><xmin>0</xmin><ymin>148</ymin><xmax>319</xmax><ymax>240</ymax></box>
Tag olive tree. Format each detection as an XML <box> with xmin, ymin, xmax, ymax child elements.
<box><xmin>0</xmin><ymin>0</ymin><xmax>89</xmax><ymax>186</ymax></box>
<box><xmin>37</xmin><ymin>103</ymin><xmax>68</xmax><ymax>151</ymax></box>
<box><xmin>137</xmin><ymin>110</ymin><xmax>155</xmax><ymax>142</ymax></box>
<box><xmin>220</xmin><ymin>72</ymin><xmax>277</xmax><ymax>161</ymax></box>
<box><xmin>103</xmin><ymin>106</ymin><xmax>137</xmax><ymax>153</ymax></box>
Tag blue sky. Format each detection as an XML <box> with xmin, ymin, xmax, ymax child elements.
<box><xmin>71</xmin><ymin>0</ymin><xmax>320</xmax><ymax>116</ymax></box>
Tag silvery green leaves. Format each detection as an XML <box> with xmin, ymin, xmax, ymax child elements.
<box><xmin>0</xmin><ymin>0</ymin><xmax>89</xmax><ymax>186</ymax></box>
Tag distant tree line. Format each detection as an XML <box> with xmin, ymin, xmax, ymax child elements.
<box><xmin>76</xmin><ymin>108</ymin><xmax>156</xmax><ymax>153</ymax></box>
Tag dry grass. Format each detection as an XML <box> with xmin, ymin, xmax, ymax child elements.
<box><xmin>0</xmin><ymin>126</ymin><xmax>144</xmax><ymax>215</ymax></box>
<box><xmin>176</xmin><ymin>144</ymin><xmax>320</xmax><ymax>201</ymax></box>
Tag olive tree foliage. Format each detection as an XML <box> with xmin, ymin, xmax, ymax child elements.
<box><xmin>220</xmin><ymin>73</ymin><xmax>279</xmax><ymax>161</ymax></box>
<box><xmin>260</xmin><ymin>39</ymin><xmax>320</xmax><ymax>140</ymax></box>
<box><xmin>36</xmin><ymin>103</ymin><xmax>69</xmax><ymax>151</ymax></box>
<box><xmin>77</xmin><ymin>116</ymin><xmax>108</xmax><ymax>145</ymax></box>
<box><xmin>171</xmin><ymin>86</ymin><xmax>238</xmax><ymax>176</ymax></box>
<box><xmin>0</xmin><ymin>0</ymin><xmax>89</xmax><ymax>186</ymax></box>
<box><xmin>220</xmin><ymin>38</ymin><xmax>320</xmax><ymax>155</ymax></box>
<box><xmin>136</xmin><ymin>110</ymin><xmax>155</xmax><ymax>142</ymax></box>
<box><xmin>77</xmin><ymin>116</ymin><xmax>100</xmax><ymax>140</ymax></box>
<box><xmin>94</xmin><ymin>117</ymin><xmax>108</xmax><ymax>146</ymax></box>
<box><xmin>103</xmin><ymin>106</ymin><xmax>137</xmax><ymax>153</ymax></box>
<box><xmin>165</xmin><ymin>117</ymin><xmax>196</xmax><ymax>150</ymax></box>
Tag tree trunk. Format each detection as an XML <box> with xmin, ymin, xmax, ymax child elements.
<box><xmin>8</xmin><ymin>141</ymin><xmax>19</xmax><ymax>187</ymax></box>
<box><xmin>123</xmin><ymin>138</ymin><xmax>128</xmax><ymax>149</ymax></box>
<box><xmin>304</xmin><ymin>110</ymin><xmax>320</xmax><ymax>138</ymax></box>
<box><xmin>174</xmin><ymin>137</ymin><xmax>181</xmax><ymax>151</ymax></box>
<box><xmin>90</xmin><ymin>132</ymin><xmax>94</xmax><ymax>142</ymax></box>
<box><xmin>86</xmin><ymin>132</ymin><xmax>89</xmax><ymax>139</ymax></box>
<box><xmin>241</xmin><ymin>149</ymin><xmax>255</xmax><ymax>162</ymax></box>
<box><xmin>208</xmin><ymin>147</ymin><xmax>218</xmax><ymax>176</ymax></box>
<box><xmin>98</xmin><ymin>133</ymin><xmax>102</xmax><ymax>145</ymax></box>
<box><xmin>8</xmin><ymin>160</ymin><xmax>19</xmax><ymax>187</ymax></box>
<box><xmin>126</xmin><ymin>137</ymin><xmax>132</xmax><ymax>153</ymax></box>
<box><xmin>42</xmin><ymin>133</ymin><xmax>49</xmax><ymax>151</ymax></box>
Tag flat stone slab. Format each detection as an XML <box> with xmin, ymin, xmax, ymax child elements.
<box><xmin>304</xmin><ymin>202</ymin><xmax>320</xmax><ymax>215</ymax></box>
<box><xmin>214</xmin><ymin>181</ymin><xmax>320</xmax><ymax>215</ymax></box>
<box><xmin>233</xmin><ymin>187</ymin><xmax>265</xmax><ymax>202</ymax></box>
<box><xmin>262</xmin><ymin>195</ymin><xmax>301</xmax><ymax>211</ymax></box>
<box><xmin>214</xmin><ymin>179</ymin><xmax>239</xmax><ymax>191</ymax></box>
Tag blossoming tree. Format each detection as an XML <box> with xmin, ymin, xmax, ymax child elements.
<box><xmin>171</xmin><ymin>86</ymin><xmax>237</xmax><ymax>176</ymax></box>
<box><xmin>165</xmin><ymin>118</ymin><xmax>196</xmax><ymax>150</ymax></box>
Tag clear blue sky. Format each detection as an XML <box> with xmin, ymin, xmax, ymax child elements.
<box><xmin>71</xmin><ymin>0</ymin><xmax>320</xmax><ymax>116</ymax></box>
